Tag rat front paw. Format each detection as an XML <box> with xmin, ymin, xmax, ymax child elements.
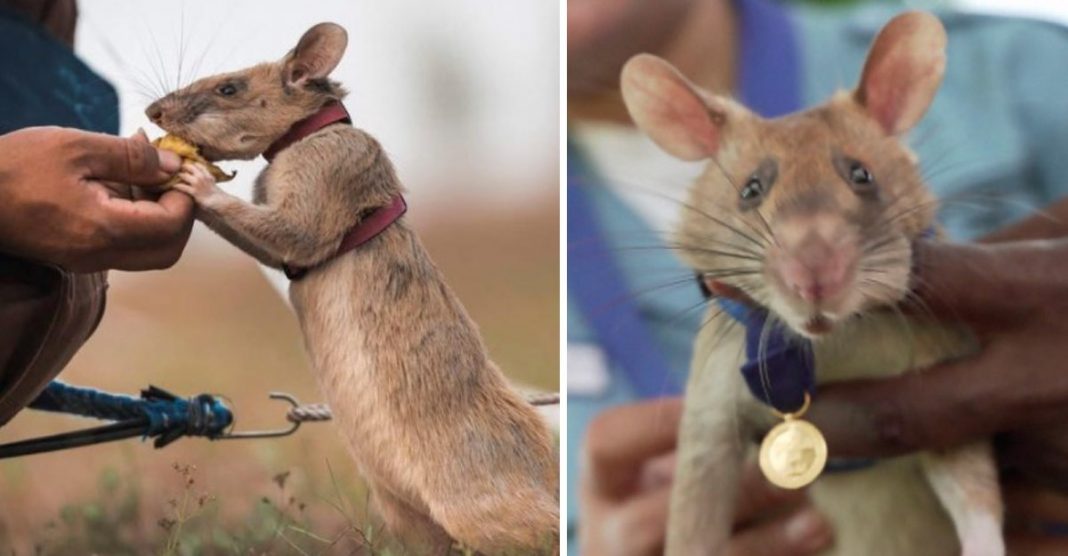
<box><xmin>172</xmin><ymin>161</ymin><xmax>222</xmax><ymax>204</ymax></box>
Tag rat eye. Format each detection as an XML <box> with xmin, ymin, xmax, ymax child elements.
<box><xmin>737</xmin><ymin>159</ymin><xmax>777</xmax><ymax>210</ymax></box>
<box><xmin>216</xmin><ymin>83</ymin><xmax>238</xmax><ymax>97</ymax></box>
<box><xmin>740</xmin><ymin>178</ymin><xmax>765</xmax><ymax>202</ymax></box>
<box><xmin>849</xmin><ymin>162</ymin><xmax>874</xmax><ymax>187</ymax></box>
<box><xmin>833</xmin><ymin>152</ymin><xmax>879</xmax><ymax>198</ymax></box>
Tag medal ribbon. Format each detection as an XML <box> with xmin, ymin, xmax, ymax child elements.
<box><xmin>716</xmin><ymin>298</ymin><xmax>815</xmax><ymax>413</ymax></box>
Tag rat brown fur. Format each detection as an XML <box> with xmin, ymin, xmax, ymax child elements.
<box><xmin>622</xmin><ymin>12</ymin><xmax>1002</xmax><ymax>556</ymax></box>
<box><xmin>148</xmin><ymin>22</ymin><xmax>558</xmax><ymax>554</ymax></box>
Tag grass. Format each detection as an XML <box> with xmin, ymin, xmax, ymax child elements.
<box><xmin>23</xmin><ymin>461</ymin><xmax>554</xmax><ymax>555</ymax></box>
<box><xmin>23</xmin><ymin>460</ymin><xmax>402</xmax><ymax>555</ymax></box>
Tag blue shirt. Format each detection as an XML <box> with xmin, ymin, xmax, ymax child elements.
<box><xmin>0</xmin><ymin>6</ymin><xmax>118</xmax><ymax>134</ymax></box>
<box><xmin>567</xmin><ymin>1</ymin><xmax>1068</xmax><ymax>547</ymax></box>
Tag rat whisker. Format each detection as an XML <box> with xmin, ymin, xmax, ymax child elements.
<box><xmin>596</xmin><ymin>229</ymin><xmax>767</xmax><ymax>259</ymax></box>
<box><xmin>878</xmin><ymin>197</ymin><xmax>943</xmax><ymax>233</ymax></box>
<box><xmin>860</xmin><ymin>233</ymin><xmax>906</xmax><ymax>256</ymax></box>
<box><xmin>581</xmin><ymin>179</ymin><xmax>773</xmax><ymax>250</ymax></box>
<box><xmin>176</xmin><ymin>1</ymin><xmax>186</xmax><ymax>90</ymax></box>
<box><xmin>666</xmin><ymin>244</ymin><xmax>764</xmax><ymax>263</ymax></box>
<box><xmin>185</xmin><ymin>0</ymin><xmax>242</xmax><ymax>85</ymax></box>
<box><xmin>899</xmin><ymin>288</ymin><xmax>941</xmax><ymax>325</ymax></box>
<box><xmin>861</xmin><ymin>257</ymin><xmax>913</xmax><ymax>270</ymax></box>
<box><xmin>585</xmin><ymin>277</ymin><xmax>705</xmax><ymax>322</ymax></box>
<box><xmin>658</xmin><ymin>298</ymin><xmax>720</xmax><ymax>336</ymax></box>
<box><xmin>705</xmin><ymin>156</ymin><xmax>779</xmax><ymax>247</ymax></box>
<box><xmin>907</xmin><ymin>118</ymin><xmax>945</xmax><ymax>151</ymax></box>
<box><xmin>585</xmin><ymin>242</ymin><xmax>764</xmax><ymax>263</ymax></box>
<box><xmin>568</xmin><ymin>231</ymin><xmax>766</xmax><ymax>262</ymax></box>
<box><xmin>602</xmin><ymin>172</ymin><xmax>777</xmax><ymax>249</ymax></box>
<box><xmin>936</xmin><ymin>194</ymin><xmax>1060</xmax><ymax>227</ymax></box>
<box><xmin>140</xmin><ymin>14</ymin><xmax>173</xmax><ymax>99</ymax></box>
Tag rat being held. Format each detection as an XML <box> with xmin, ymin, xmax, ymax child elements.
<box><xmin>145</xmin><ymin>22</ymin><xmax>558</xmax><ymax>554</ymax></box>
<box><xmin>622</xmin><ymin>11</ymin><xmax>1002</xmax><ymax>556</ymax></box>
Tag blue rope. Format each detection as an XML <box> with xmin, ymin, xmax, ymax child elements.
<box><xmin>26</xmin><ymin>381</ymin><xmax>233</xmax><ymax>448</ymax></box>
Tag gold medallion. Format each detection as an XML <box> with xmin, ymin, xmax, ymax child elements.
<box><xmin>758</xmin><ymin>394</ymin><xmax>827</xmax><ymax>489</ymax></box>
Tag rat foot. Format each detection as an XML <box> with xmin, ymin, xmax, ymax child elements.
<box><xmin>958</xmin><ymin>513</ymin><xmax>1005</xmax><ymax>556</ymax></box>
<box><xmin>172</xmin><ymin>161</ymin><xmax>222</xmax><ymax>205</ymax></box>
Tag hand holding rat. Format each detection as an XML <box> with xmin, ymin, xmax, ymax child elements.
<box><xmin>0</xmin><ymin>127</ymin><xmax>192</xmax><ymax>271</ymax></box>
<box><xmin>581</xmin><ymin>398</ymin><xmax>834</xmax><ymax>556</ymax></box>
<box><xmin>810</xmin><ymin>238</ymin><xmax>1068</xmax><ymax>493</ymax></box>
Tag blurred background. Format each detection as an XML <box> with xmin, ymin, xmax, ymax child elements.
<box><xmin>0</xmin><ymin>0</ymin><xmax>558</xmax><ymax>553</ymax></box>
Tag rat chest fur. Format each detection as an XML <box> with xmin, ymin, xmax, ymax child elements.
<box><xmin>287</xmin><ymin>227</ymin><xmax>506</xmax><ymax>491</ymax></box>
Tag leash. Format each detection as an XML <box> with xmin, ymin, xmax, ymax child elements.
<box><xmin>0</xmin><ymin>382</ymin><xmax>331</xmax><ymax>459</ymax></box>
<box><xmin>0</xmin><ymin>382</ymin><xmax>558</xmax><ymax>459</ymax></box>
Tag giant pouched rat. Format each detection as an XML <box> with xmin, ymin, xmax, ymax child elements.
<box><xmin>621</xmin><ymin>11</ymin><xmax>1003</xmax><ymax>556</ymax></box>
<box><xmin>144</xmin><ymin>22</ymin><xmax>558</xmax><ymax>554</ymax></box>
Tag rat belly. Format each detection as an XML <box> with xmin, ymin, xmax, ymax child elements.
<box><xmin>285</xmin><ymin>262</ymin><xmax>430</xmax><ymax>500</ymax></box>
<box><xmin>285</xmin><ymin>253</ymin><xmax>558</xmax><ymax>519</ymax></box>
<box><xmin>810</xmin><ymin>457</ymin><xmax>958</xmax><ymax>556</ymax></box>
<box><xmin>809</xmin><ymin>312</ymin><xmax>978</xmax><ymax>555</ymax></box>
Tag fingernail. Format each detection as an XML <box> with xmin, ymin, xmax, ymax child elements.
<box><xmin>158</xmin><ymin>149</ymin><xmax>182</xmax><ymax>173</ymax></box>
<box><xmin>786</xmin><ymin>508</ymin><xmax>832</xmax><ymax>552</ymax></box>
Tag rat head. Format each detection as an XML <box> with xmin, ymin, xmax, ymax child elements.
<box><xmin>621</xmin><ymin>12</ymin><xmax>946</xmax><ymax>338</ymax></box>
<box><xmin>145</xmin><ymin>22</ymin><xmax>348</xmax><ymax>161</ymax></box>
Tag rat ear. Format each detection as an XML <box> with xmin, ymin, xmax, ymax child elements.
<box><xmin>621</xmin><ymin>54</ymin><xmax>726</xmax><ymax>161</ymax></box>
<box><xmin>284</xmin><ymin>22</ymin><xmax>348</xmax><ymax>86</ymax></box>
<box><xmin>855</xmin><ymin>11</ymin><xmax>946</xmax><ymax>135</ymax></box>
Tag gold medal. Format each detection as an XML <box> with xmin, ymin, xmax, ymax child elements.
<box><xmin>758</xmin><ymin>393</ymin><xmax>827</xmax><ymax>489</ymax></box>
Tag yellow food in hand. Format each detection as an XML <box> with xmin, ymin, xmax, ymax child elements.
<box><xmin>152</xmin><ymin>134</ymin><xmax>236</xmax><ymax>184</ymax></box>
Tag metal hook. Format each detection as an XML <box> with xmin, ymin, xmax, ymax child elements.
<box><xmin>217</xmin><ymin>392</ymin><xmax>332</xmax><ymax>440</ymax></box>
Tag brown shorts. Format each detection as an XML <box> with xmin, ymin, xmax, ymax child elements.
<box><xmin>0</xmin><ymin>254</ymin><xmax>105</xmax><ymax>426</ymax></box>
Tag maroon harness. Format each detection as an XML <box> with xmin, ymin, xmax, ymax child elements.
<box><xmin>262</xmin><ymin>101</ymin><xmax>407</xmax><ymax>281</ymax></box>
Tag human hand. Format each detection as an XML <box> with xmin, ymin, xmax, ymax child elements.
<box><xmin>808</xmin><ymin>240</ymin><xmax>1068</xmax><ymax>483</ymax></box>
<box><xmin>580</xmin><ymin>397</ymin><xmax>833</xmax><ymax>555</ymax></box>
<box><xmin>0</xmin><ymin>126</ymin><xmax>193</xmax><ymax>272</ymax></box>
<box><xmin>804</xmin><ymin>239</ymin><xmax>1068</xmax><ymax>550</ymax></box>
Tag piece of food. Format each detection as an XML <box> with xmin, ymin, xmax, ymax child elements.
<box><xmin>152</xmin><ymin>134</ymin><xmax>236</xmax><ymax>185</ymax></box>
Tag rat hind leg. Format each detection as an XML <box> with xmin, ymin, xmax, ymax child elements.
<box><xmin>921</xmin><ymin>441</ymin><xmax>1004</xmax><ymax>556</ymax></box>
<box><xmin>429</xmin><ymin>484</ymin><xmax>559</xmax><ymax>554</ymax></box>
<box><xmin>371</xmin><ymin>485</ymin><xmax>454</xmax><ymax>553</ymax></box>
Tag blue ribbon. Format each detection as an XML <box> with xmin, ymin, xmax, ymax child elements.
<box><xmin>717</xmin><ymin>298</ymin><xmax>815</xmax><ymax>413</ymax></box>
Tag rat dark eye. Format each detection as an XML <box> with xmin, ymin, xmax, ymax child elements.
<box><xmin>737</xmin><ymin>159</ymin><xmax>777</xmax><ymax>210</ymax></box>
<box><xmin>216</xmin><ymin>83</ymin><xmax>238</xmax><ymax>97</ymax></box>
<box><xmin>832</xmin><ymin>152</ymin><xmax>879</xmax><ymax>198</ymax></box>
<box><xmin>849</xmin><ymin>162</ymin><xmax>874</xmax><ymax>187</ymax></box>
<box><xmin>740</xmin><ymin>178</ymin><xmax>765</xmax><ymax>202</ymax></box>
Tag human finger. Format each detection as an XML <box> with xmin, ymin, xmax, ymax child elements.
<box><xmin>583</xmin><ymin>397</ymin><xmax>683</xmax><ymax>500</ymax></box>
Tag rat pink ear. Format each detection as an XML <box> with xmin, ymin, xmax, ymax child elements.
<box><xmin>855</xmin><ymin>11</ymin><xmax>946</xmax><ymax>135</ymax></box>
<box><xmin>620</xmin><ymin>54</ymin><xmax>726</xmax><ymax>161</ymax></box>
<box><xmin>284</xmin><ymin>22</ymin><xmax>348</xmax><ymax>86</ymax></box>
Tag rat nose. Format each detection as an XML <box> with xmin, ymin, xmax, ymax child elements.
<box><xmin>776</xmin><ymin>233</ymin><xmax>855</xmax><ymax>303</ymax></box>
<box><xmin>146</xmin><ymin>102</ymin><xmax>163</xmax><ymax>124</ymax></box>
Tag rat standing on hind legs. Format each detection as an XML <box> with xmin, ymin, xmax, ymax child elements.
<box><xmin>147</xmin><ymin>22</ymin><xmax>558</xmax><ymax>554</ymax></box>
<box><xmin>622</xmin><ymin>11</ymin><xmax>1003</xmax><ymax>556</ymax></box>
